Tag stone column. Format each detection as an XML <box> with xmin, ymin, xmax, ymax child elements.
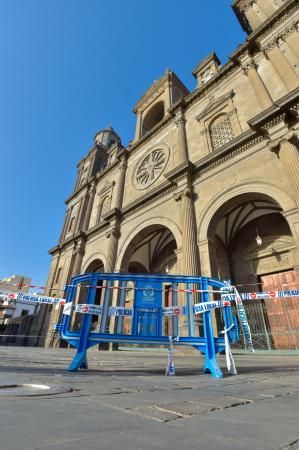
<box><xmin>242</xmin><ymin>60</ymin><xmax>273</xmax><ymax>109</ymax></box>
<box><xmin>61</xmin><ymin>208</ymin><xmax>74</xmax><ymax>242</ymax></box>
<box><xmin>198</xmin><ymin>238</ymin><xmax>218</xmax><ymax>278</ymax></box>
<box><xmin>268</xmin><ymin>130</ymin><xmax>299</xmax><ymax>194</ymax></box>
<box><xmin>105</xmin><ymin>154</ymin><xmax>128</xmax><ymax>273</ymax></box>
<box><xmin>174</xmin><ymin>188</ymin><xmax>200</xmax><ymax>276</ymax></box>
<box><xmin>257</xmin><ymin>0</ymin><xmax>275</xmax><ymax>16</ymax></box>
<box><xmin>278</xmin><ymin>37</ymin><xmax>299</xmax><ymax>65</ymax></box>
<box><xmin>134</xmin><ymin>113</ymin><xmax>142</xmax><ymax>141</ymax></box>
<box><xmin>283</xmin><ymin>209</ymin><xmax>299</xmax><ymax>272</ymax></box>
<box><xmin>266</xmin><ymin>44</ymin><xmax>299</xmax><ymax>91</ymax></box>
<box><xmin>243</xmin><ymin>5</ymin><xmax>262</xmax><ymax>30</ymax></box>
<box><xmin>82</xmin><ymin>183</ymin><xmax>96</xmax><ymax>231</ymax></box>
<box><xmin>175</xmin><ymin>107</ymin><xmax>189</xmax><ymax>165</ymax></box>
<box><xmin>74</xmin><ymin>198</ymin><xmax>84</xmax><ymax>233</ymax></box>
<box><xmin>114</xmin><ymin>155</ymin><xmax>127</xmax><ymax>210</ymax></box>
<box><xmin>285</xmin><ymin>29</ymin><xmax>299</xmax><ymax>58</ymax></box>
<box><xmin>71</xmin><ymin>238</ymin><xmax>85</xmax><ymax>277</ymax></box>
<box><xmin>59</xmin><ymin>209</ymin><xmax>70</xmax><ymax>243</ymax></box>
<box><xmin>105</xmin><ymin>226</ymin><xmax>120</xmax><ymax>273</ymax></box>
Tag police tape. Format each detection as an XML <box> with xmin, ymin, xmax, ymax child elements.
<box><xmin>2</xmin><ymin>287</ymin><xmax>299</xmax><ymax>316</ymax></box>
<box><xmin>221</xmin><ymin>289</ymin><xmax>299</xmax><ymax>301</ymax></box>
<box><xmin>233</xmin><ymin>287</ymin><xmax>254</xmax><ymax>353</ymax></box>
<box><xmin>62</xmin><ymin>302</ymin><xmax>228</xmax><ymax>317</ymax></box>
<box><xmin>16</xmin><ymin>292</ymin><xmax>66</xmax><ymax>305</ymax></box>
<box><xmin>162</xmin><ymin>306</ymin><xmax>186</xmax><ymax>316</ymax></box>
<box><xmin>193</xmin><ymin>300</ymin><xmax>231</xmax><ymax>314</ymax></box>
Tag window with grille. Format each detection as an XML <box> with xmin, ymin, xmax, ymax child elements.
<box><xmin>209</xmin><ymin>114</ymin><xmax>234</xmax><ymax>150</ymax></box>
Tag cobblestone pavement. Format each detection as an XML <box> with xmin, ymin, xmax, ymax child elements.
<box><xmin>0</xmin><ymin>347</ymin><xmax>299</xmax><ymax>450</ymax></box>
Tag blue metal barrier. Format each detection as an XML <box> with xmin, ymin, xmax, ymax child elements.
<box><xmin>59</xmin><ymin>273</ymin><xmax>238</xmax><ymax>378</ymax></box>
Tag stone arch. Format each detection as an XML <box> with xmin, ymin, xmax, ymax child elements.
<box><xmin>142</xmin><ymin>101</ymin><xmax>165</xmax><ymax>136</ymax></box>
<box><xmin>82</xmin><ymin>253</ymin><xmax>106</xmax><ymax>273</ymax></box>
<box><xmin>198</xmin><ymin>179</ymin><xmax>297</xmax><ymax>242</ymax></box>
<box><xmin>116</xmin><ymin>217</ymin><xmax>181</xmax><ymax>272</ymax></box>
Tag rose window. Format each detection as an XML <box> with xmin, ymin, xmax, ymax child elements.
<box><xmin>135</xmin><ymin>150</ymin><xmax>168</xmax><ymax>188</ymax></box>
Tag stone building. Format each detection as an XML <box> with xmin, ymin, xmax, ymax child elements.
<box><xmin>41</xmin><ymin>0</ymin><xmax>299</xmax><ymax>348</ymax></box>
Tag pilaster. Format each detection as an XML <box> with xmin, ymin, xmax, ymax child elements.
<box><xmin>268</xmin><ymin>129</ymin><xmax>299</xmax><ymax>195</ymax></box>
<box><xmin>82</xmin><ymin>183</ymin><xmax>96</xmax><ymax>231</ymax></box>
<box><xmin>175</xmin><ymin>107</ymin><xmax>189</xmax><ymax>165</ymax></box>
<box><xmin>242</xmin><ymin>59</ymin><xmax>273</xmax><ymax>109</ymax></box>
<box><xmin>285</xmin><ymin>28</ymin><xmax>299</xmax><ymax>58</ymax></box>
<box><xmin>59</xmin><ymin>209</ymin><xmax>70</xmax><ymax>243</ymax></box>
<box><xmin>266</xmin><ymin>44</ymin><xmax>299</xmax><ymax>91</ymax></box>
<box><xmin>283</xmin><ymin>208</ymin><xmax>299</xmax><ymax>271</ymax></box>
<box><xmin>174</xmin><ymin>187</ymin><xmax>200</xmax><ymax>276</ymax></box>
<box><xmin>114</xmin><ymin>153</ymin><xmax>128</xmax><ymax>210</ymax></box>
<box><xmin>105</xmin><ymin>225</ymin><xmax>120</xmax><ymax>273</ymax></box>
<box><xmin>198</xmin><ymin>238</ymin><xmax>218</xmax><ymax>278</ymax></box>
<box><xmin>71</xmin><ymin>238</ymin><xmax>85</xmax><ymax>277</ymax></box>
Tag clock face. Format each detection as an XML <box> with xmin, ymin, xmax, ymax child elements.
<box><xmin>135</xmin><ymin>149</ymin><xmax>168</xmax><ymax>189</ymax></box>
<box><xmin>202</xmin><ymin>69</ymin><xmax>214</xmax><ymax>83</ymax></box>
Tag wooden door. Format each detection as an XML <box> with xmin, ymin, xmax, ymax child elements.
<box><xmin>259</xmin><ymin>270</ymin><xmax>299</xmax><ymax>349</ymax></box>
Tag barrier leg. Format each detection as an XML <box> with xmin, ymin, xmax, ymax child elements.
<box><xmin>68</xmin><ymin>275</ymin><xmax>97</xmax><ymax>372</ymax></box>
<box><xmin>201</xmin><ymin>278</ymin><xmax>223</xmax><ymax>378</ymax></box>
<box><xmin>69</xmin><ymin>349</ymin><xmax>88</xmax><ymax>371</ymax></box>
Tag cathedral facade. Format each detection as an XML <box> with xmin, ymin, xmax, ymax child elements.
<box><xmin>42</xmin><ymin>0</ymin><xmax>299</xmax><ymax>347</ymax></box>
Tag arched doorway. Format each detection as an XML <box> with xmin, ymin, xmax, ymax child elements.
<box><xmin>122</xmin><ymin>225</ymin><xmax>177</xmax><ymax>275</ymax></box>
<box><xmin>84</xmin><ymin>259</ymin><xmax>105</xmax><ymax>331</ymax></box>
<box><xmin>207</xmin><ymin>193</ymin><xmax>299</xmax><ymax>350</ymax></box>
<box><xmin>119</xmin><ymin>225</ymin><xmax>178</xmax><ymax>338</ymax></box>
<box><xmin>71</xmin><ymin>258</ymin><xmax>105</xmax><ymax>334</ymax></box>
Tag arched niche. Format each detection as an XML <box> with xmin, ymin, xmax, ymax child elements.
<box><xmin>141</xmin><ymin>101</ymin><xmax>165</xmax><ymax>136</ymax></box>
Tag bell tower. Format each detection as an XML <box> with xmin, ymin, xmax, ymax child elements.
<box><xmin>133</xmin><ymin>70</ymin><xmax>190</xmax><ymax>141</ymax></box>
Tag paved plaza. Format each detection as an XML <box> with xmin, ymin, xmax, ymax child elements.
<box><xmin>0</xmin><ymin>346</ymin><xmax>299</xmax><ymax>450</ymax></box>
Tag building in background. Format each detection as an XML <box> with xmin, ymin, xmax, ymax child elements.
<box><xmin>0</xmin><ymin>275</ymin><xmax>36</xmax><ymax>323</ymax></box>
<box><xmin>0</xmin><ymin>275</ymin><xmax>39</xmax><ymax>346</ymax></box>
<box><xmin>39</xmin><ymin>0</ymin><xmax>299</xmax><ymax>350</ymax></box>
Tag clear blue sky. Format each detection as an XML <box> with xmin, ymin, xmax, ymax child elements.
<box><xmin>0</xmin><ymin>0</ymin><xmax>245</xmax><ymax>286</ymax></box>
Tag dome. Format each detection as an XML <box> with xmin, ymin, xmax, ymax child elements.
<box><xmin>94</xmin><ymin>127</ymin><xmax>121</xmax><ymax>149</ymax></box>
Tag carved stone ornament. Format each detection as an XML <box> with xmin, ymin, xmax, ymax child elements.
<box><xmin>135</xmin><ymin>149</ymin><xmax>169</xmax><ymax>189</ymax></box>
<box><xmin>267</xmin><ymin>129</ymin><xmax>297</xmax><ymax>153</ymax></box>
<box><xmin>173</xmin><ymin>187</ymin><xmax>193</xmax><ymax>202</ymax></box>
<box><xmin>74</xmin><ymin>239</ymin><xmax>85</xmax><ymax>255</ymax></box>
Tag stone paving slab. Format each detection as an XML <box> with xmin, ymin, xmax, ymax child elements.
<box><xmin>0</xmin><ymin>347</ymin><xmax>299</xmax><ymax>449</ymax></box>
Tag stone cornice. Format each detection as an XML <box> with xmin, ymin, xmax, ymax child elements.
<box><xmin>64</xmin><ymin>179</ymin><xmax>93</xmax><ymax>205</ymax></box>
<box><xmin>247</xmin><ymin>105</ymin><xmax>282</xmax><ymax>131</ymax></box>
<box><xmin>183</xmin><ymin>60</ymin><xmax>237</xmax><ymax>111</ymax></box>
<box><xmin>76</xmin><ymin>145</ymin><xmax>98</xmax><ymax>168</ymax></box>
<box><xmin>164</xmin><ymin>161</ymin><xmax>194</xmax><ymax>183</ymax></box>
<box><xmin>121</xmin><ymin>178</ymin><xmax>176</xmax><ymax>218</ymax></box>
<box><xmin>193</xmin><ymin>88</ymin><xmax>299</xmax><ymax>177</ymax></box>
<box><xmin>248</xmin><ymin>88</ymin><xmax>299</xmax><ymax>130</ymax></box>
<box><xmin>84</xmin><ymin>219</ymin><xmax>110</xmax><ymax>240</ymax></box>
<box><xmin>193</xmin><ymin>128</ymin><xmax>263</xmax><ymax>175</ymax></box>
<box><xmin>253</xmin><ymin>0</ymin><xmax>298</xmax><ymax>45</ymax></box>
<box><xmin>48</xmin><ymin>245</ymin><xmax>60</xmax><ymax>256</ymax></box>
<box><xmin>127</xmin><ymin>113</ymin><xmax>173</xmax><ymax>155</ymax></box>
<box><xmin>195</xmin><ymin>90</ymin><xmax>235</xmax><ymax>122</ymax></box>
<box><xmin>49</xmin><ymin>231</ymin><xmax>87</xmax><ymax>255</ymax></box>
<box><xmin>102</xmin><ymin>207</ymin><xmax>121</xmax><ymax>222</ymax></box>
